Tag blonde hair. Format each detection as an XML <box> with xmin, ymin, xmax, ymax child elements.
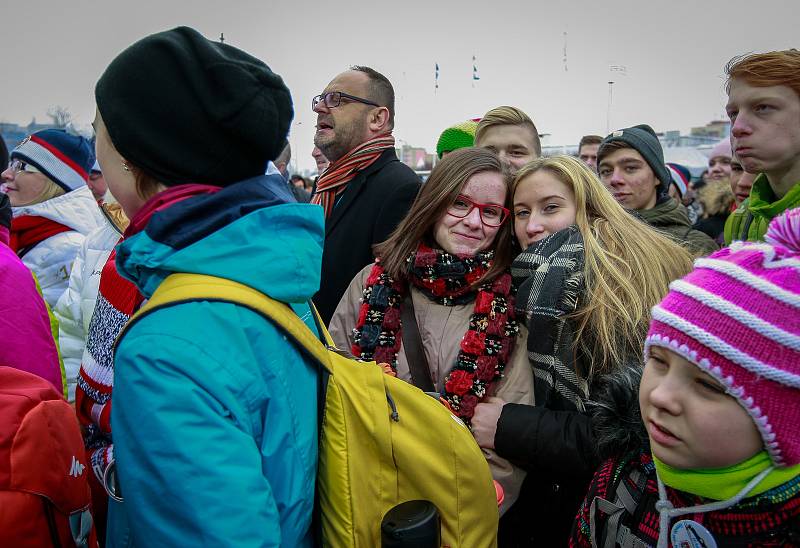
<box><xmin>18</xmin><ymin>178</ymin><xmax>65</xmax><ymax>206</ymax></box>
<box><xmin>475</xmin><ymin>106</ymin><xmax>542</xmax><ymax>156</ymax></box>
<box><xmin>375</xmin><ymin>147</ymin><xmax>514</xmax><ymax>285</ymax></box>
<box><xmin>513</xmin><ymin>155</ymin><xmax>693</xmax><ymax>376</ymax></box>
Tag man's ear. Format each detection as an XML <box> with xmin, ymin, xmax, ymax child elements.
<box><xmin>368</xmin><ymin>107</ymin><xmax>391</xmax><ymax>133</ymax></box>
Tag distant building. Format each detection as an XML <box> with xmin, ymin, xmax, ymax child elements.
<box><xmin>658</xmin><ymin>120</ymin><xmax>730</xmax><ymax>148</ymax></box>
<box><xmin>690</xmin><ymin>120</ymin><xmax>730</xmax><ymax>140</ymax></box>
<box><xmin>542</xmin><ymin>144</ymin><xmax>579</xmax><ymax>158</ymax></box>
<box><xmin>397</xmin><ymin>144</ymin><xmax>435</xmax><ymax>171</ymax></box>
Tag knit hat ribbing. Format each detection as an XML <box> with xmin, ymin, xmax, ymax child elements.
<box><xmin>598</xmin><ymin>124</ymin><xmax>671</xmax><ymax>195</ymax></box>
<box><xmin>666</xmin><ymin>163</ymin><xmax>690</xmax><ymax>198</ymax></box>
<box><xmin>436</xmin><ymin>119</ymin><xmax>479</xmax><ymax>159</ymax></box>
<box><xmin>10</xmin><ymin>129</ymin><xmax>93</xmax><ymax>192</ymax></box>
<box><xmin>644</xmin><ymin>209</ymin><xmax>800</xmax><ymax>467</ymax></box>
<box><xmin>95</xmin><ymin>26</ymin><xmax>293</xmax><ymax>187</ymax></box>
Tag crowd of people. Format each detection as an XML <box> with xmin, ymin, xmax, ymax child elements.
<box><xmin>0</xmin><ymin>26</ymin><xmax>798</xmax><ymax>547</ymax></box>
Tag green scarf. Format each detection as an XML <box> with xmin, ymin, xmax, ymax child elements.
<box><xmin>654</xmin><ymin>451</ymin><xmax>800</xmax><ymax>501</ymax></box>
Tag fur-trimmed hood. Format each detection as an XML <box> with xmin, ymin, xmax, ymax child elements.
<box><xmin>586</xmin><ymin>362</ymin><xmax>649</xmax><ymax>462</ymax></box>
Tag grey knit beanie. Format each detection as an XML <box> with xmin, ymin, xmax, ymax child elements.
<box><xmin>598</xmin><ymin>124</ymin><xmax>671</xmax><ymax>196</ymax></box>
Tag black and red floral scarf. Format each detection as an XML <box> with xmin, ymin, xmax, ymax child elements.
<box><xmin>351</xmin><ymin>243</ymin><xmax>519</xmax><ymax>424</ymax></box>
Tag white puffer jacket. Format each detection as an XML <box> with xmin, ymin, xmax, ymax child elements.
<box><xmin>12</xmin><ymin>186</ymin><xmax>104</xmax><ymax>309</ymax></box>
<box><xmin>54</xmin><ymin>203</ymin><xmax>125</xmax><ymax>401</ymax></box>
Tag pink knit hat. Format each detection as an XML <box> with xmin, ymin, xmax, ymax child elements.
<box><xmin>644</xmin><ymin>208</ymin><xmax>800</xmax><ymax>466</ymax></box>
<box><xmin>708</xmin><ymin>138</ymin><xmax>732</xmax><ymax>161</ymax></box>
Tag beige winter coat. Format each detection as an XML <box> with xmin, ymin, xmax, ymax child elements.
<box><xmin>329</xmin><ymin>263</ymin><xmax>535</xmax><ymax>514</ymax></box>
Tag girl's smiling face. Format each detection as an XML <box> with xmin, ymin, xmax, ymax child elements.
<box><xmin>1</xmin><ymin>160</ymin><xmax>51</xmax><ymax>206</ymax></box>
<box><xmin>513</xmin><ymin>169</ymin><xmax>577</xmax><ymax>249</ymax></box>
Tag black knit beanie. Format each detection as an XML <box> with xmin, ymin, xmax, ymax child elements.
<box><xmin>598</xmin><ymin>124</ymin><xmax>671</xmax><ymax>196</ymax></box>
<box><xmin>95</xmin><ymin>26</ymin><xmax>293</xmax><ymax>187</ymax></box>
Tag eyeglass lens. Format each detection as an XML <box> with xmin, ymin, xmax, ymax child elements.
<box><xmin>448</xmin><ymin>196</ymin><xmax>506</xmax><ymax>226</ymax></box>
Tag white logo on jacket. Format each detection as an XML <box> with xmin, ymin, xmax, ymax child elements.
<box><xmin>69</xmin><ymin>456</ymin><xmax>85</xmax><ymax>477</ymax></box>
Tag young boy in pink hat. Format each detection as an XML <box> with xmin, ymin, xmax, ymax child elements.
<box><xmin>571</xmin><ymin>208</ymin><xmax>800</xmax><ymax>547</ymax></box>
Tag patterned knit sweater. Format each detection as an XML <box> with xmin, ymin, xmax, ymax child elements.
<box><xmin>75</xmin><ymin>244</ymin><xmax>145</xmax><ymax>487</ymax></box>
<box><xmin>570</xmin><ymin>450</ymin><xmax>800</xmax><ymax>547</ymax></box>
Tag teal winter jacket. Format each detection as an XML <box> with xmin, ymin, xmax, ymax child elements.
<box><xmin>108</xmin><ymin>175</ymin><xmax>324</xmax><ymax>547</ymax></box>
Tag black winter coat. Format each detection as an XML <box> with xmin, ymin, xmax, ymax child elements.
<box><xmin>495</xmin><ymin>359</ymin><xmax>645</xmax><ymax>547</ymax></box>
<box><xmin>313</xmin><ymin>149</ymin><xmax>420</xmax><ymax>324</ymax></box>
<box><xmin>495</xmin><ymin>389</ymin><xmax>598</xmax><ymax>546</ymax></box>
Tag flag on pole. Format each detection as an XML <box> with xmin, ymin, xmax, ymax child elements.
<box><xmin>435</xmin><ymin>62</ymin><xmax>439</xmax><ymax>90</ymax></box>
<box><xmin>472</xmin><ymin>55</ymin><xmax>480</xmax><ymax>81</ymax></box>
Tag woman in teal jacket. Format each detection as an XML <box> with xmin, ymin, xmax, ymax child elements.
<box><xmin>95</xmin><ymin>27</ymin><xmax>323</xmax><ymax>547</ymax></box>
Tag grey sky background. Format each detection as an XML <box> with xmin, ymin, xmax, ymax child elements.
<box><xmin>2</xmin><ymin>0</ymin><xmax>796</xmax><ymax>172</ymax></box>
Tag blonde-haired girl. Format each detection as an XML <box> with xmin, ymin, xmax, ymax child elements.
<box><xmin>1</xmin><ymin>129</ymin><xmax>102</xmax><ymax>307</ymax></box>
<box><xmin>472</xmin><ymin>155</ymin><xmax>693</xmax><ymax>545</ymax></box>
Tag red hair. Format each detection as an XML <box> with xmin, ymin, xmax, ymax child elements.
<box><xmin>726</xmin><ymin>50</ymin><xmax>800</xmax><ymax>99</ymax></box>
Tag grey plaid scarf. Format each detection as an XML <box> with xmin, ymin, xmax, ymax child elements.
<box><xmin>511</xmin><ymin>225</ymin><xmax>589</xmax><ymax>412</ymax></box>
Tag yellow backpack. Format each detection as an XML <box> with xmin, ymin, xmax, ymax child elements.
<box><xmin>133</xmin><ymin>273</ymin><xmax>499</xmax><ymax>547</ymax></box>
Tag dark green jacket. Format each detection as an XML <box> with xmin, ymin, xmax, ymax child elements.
<box><xmin>638</xmin><ymin>197</ymin><xmax>718</xmax><ymax>256</ymax></box>
<box><xmin>724</xmin><ymin>174</ymin><xmax>800</xmax><ymax>244</ymax></box>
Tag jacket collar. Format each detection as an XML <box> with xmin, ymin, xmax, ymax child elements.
<box><xmin>325</xmin><ymin>148</ymin><xmax>399</xmax><ymax>235</ymax></box>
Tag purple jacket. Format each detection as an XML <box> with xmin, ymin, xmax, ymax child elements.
<box><xmin>0</xmin><ymin>225</ymin><xmax>63</xmax><ymax>394</ymax></box>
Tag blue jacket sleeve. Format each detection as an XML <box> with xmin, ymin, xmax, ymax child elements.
<box><xmin>112</xmin><ymin>330</ymin><xmax>283</xmax><ymax>547</ymax></box>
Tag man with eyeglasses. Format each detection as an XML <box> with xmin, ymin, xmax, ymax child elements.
<box><xmin>311</xmin><ymin>65</ymin><xmax>420</xmax><ymax>324</ymax></box>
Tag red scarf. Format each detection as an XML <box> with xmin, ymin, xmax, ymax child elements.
<box><xmin>351</xmin><ymin>244</ymin><xmax>518</xmax><ymax>424</ymax></box>
<box><xmin>9</xmin><ymin>215</ymin><xmax>73</xmax><ymax>254</ymax></box>
<box><xmin>124</xmin><ymin>184</ymin><xmax>223</xmax><ymax>238</ymax></box>
<box><xmin>311</xmin><ymin>134</ymin><xmax>396</xmax><ymax>218</ymax></box>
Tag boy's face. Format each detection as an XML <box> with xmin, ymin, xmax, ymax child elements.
<box><xmin>578</xmin><ymin>144</ymin><xmax>600</xmax><ymax>171</ymax></box>
<box><xmin>726</xmin><ymin>78</ymin><xmax>800</xmax><ymax>179</ymax></box>
<box><xmin>639</xmin><ymin>346</ymin><xmax>762</xmax><ymax>469</ymax></box>
<box><xmin>598</xmin><ymin>148</ymin><xmax>660</xmax><ymax>211</ymax></box>
<box><xmin>476</xmin><ymin>124</ymin><xmax>538</xmax><ymax>174</ymax></box>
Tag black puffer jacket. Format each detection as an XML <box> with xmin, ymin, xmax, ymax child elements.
<box><xmin>495</xmin><ymin>362</ymin><xmax>643</xmax><ymax>547</ymax></box>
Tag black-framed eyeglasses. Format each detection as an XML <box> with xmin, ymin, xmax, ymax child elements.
<box><xmin>312</xmin><ymin>91</ymin><xmax>380</xmax><ymax>111</ymax></box>
<box><xmin>447</xmin><ymin>194</ymin><xmax>510</xmax><ymax>227</ymax></box>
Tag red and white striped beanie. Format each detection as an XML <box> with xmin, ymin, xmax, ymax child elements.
<box><xmin>645</xmin><ymin>208</ymin><xmax>800</xmax><ymax>466</ymax></box>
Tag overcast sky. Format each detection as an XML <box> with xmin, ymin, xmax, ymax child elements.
<box><xmin>2</xmin><ymin>0</ymin><xmax>796</xmax><ymax>172</ymax></box>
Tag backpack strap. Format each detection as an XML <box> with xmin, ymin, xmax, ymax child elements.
<box><xmin>113</xmin><ymin>272</ymin><xmax>334</xmax><ymax>535</ymax></box>
<box><xmin>589</xmin><ymin>458</ymin><xmax>651</xmax><ymax>548</ymax></box>
<box><xmin>740</xmin><ymin>210</ymin><xmax>755</xmax><ymax>241</ymax></box>
<box><xmin>115</xmin><ymin>273</ymin><xmax>333</xmax><ymax>374</ymax></box>
<box><xmin>400</xmin><ymin>295</ymin><xmax>435</xmax><ymax>393</ymax></box>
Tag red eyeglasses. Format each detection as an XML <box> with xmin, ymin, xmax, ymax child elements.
<box><xmin>447</xmin><ymin>195</ymin><xmax>509</xmax><ymax>227</ymax></box>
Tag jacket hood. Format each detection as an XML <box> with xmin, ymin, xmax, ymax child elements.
<box><xmin>748</xmin><ymin>173</ymin><xmax>800</xmax><ymax>218</ymax></box>
<box><xmin>116</xmin><ymin>174</ymin><xmax>325</xmax><ymax>303</ymax></box>
<box><xmin>637</xmin><ymin>197</ymin><xmax>691</xmax><ymax>230</ymax></box>
<box><xmin>12</xmin><ymin>186</ymin><xmax>103</xmax><ymax>235</ymax></box>
<box><xmin>586</xmin><ymin>362</ymin><xmax>649</xmax><ymax>462</ymax></box>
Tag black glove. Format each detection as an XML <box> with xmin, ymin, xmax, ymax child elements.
<box><xmin>0</xmin><ymin>193</ymin><xmax>11</xmax><ymax>230</ymax></box>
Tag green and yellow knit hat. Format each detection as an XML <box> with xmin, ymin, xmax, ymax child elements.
<box><xmin>436</xmin><ymin>119</ymin><xmax>480</xmax><ymax>159</ymax></box>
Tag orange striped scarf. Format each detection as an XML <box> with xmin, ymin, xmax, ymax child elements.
<box><xmin>311</xmin><ymin>134</ymin><xmax>396</xmax><ymax>218</ymax></box>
